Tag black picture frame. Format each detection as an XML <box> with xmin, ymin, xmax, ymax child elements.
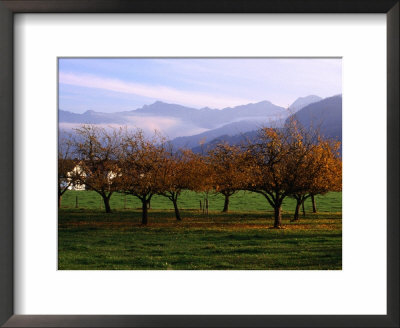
<box><xmin>0</xmin><ymin>1</ymin><xmax>398</xmax><ymax>327</ymax></box>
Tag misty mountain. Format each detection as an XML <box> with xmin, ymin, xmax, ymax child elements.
<box><xmin>59</xmin><ymin>109</ymin><xmax>127</xmax><ymax>125</ymax></box>
<box><xmin>191</xmin><ymin>95</ymin><xmax>342</xmax><ymax>153</ymax></box>
<box><xmin>191</xmin><ymin>130</ymin><xmax>259</xmax><ymax>154</ymax></box>
<box><xmin>289</xmin><ymin>95</ymin><xmax>322</xmax><ymax>112</ymax></box>
<box><xmin>170</xmin><ymin>119</ymin><xmax>283</xmax><ymax>150</ymax></box>
<box><xmin>286</xmin><ymin>94</ymin><xmax>342</xmax><ymax>141</ymax></box>
<box><xmin>132</xmin><ymin>100</ymin><xmax>287</xmax><ymax>128</ymax></box>
<box><xmin>58</xmin><ymin>95</ymin><xmax>330</xmax><ymax>142</ymax></box>
<box><xmin>59</xmin><ymin>100</ymin><xmax>288</xmax><ymax>131</ymax></box>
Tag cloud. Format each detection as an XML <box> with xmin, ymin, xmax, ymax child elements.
<box><xmin>59</xmin><ymin>72</ymin><xmax>255</xmax><ymax>109</ymax></box>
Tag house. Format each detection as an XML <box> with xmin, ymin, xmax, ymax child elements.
<box><xmin>66</xmin><ymin>164</ymin><xmax>86</xmax><ymax>191</ymax></box>
<box><xmin>66</xmin><ymin>164</ymin><xmax>121</xmax><ymax>191</ymax></box>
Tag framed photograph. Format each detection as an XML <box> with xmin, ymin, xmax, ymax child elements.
<box><xmin>0</xmin><ymin>1</ymin><xmax>398</xmax><ymax>327</ymax></box>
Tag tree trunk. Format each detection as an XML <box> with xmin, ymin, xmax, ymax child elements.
<box><xmin>172</xmin><ymin>198</ymin><xmax>181</xmax><ymax>221</ymax></box>
<box><xmin>58</xmin><ymin>194</ymin><xmax>62</xmax><ymax>209</ymax></box>
<box><xmin>302</xmin><ymin>200</ymin><xmax>306</xmax><ymax>217</ymax></box>
<box><xmin>293</xmin><ymin>199</ymin><xmax>301</xmax><ymax>221</ymax></box>
<box><xmin>273</xmin><ymin>205</ymin><xmax>282</xmax><ymax>228</ymax></box>
<box><xmin>103</xmin><ymin>195</ymin><xmax>111</xmax><ymax>213</ymax></box>
<box><xmin>311</xmin><ymin>194</ymin><xmax>317</xmax><ymax>213</ymax></box>
<box><xmin>141</xmin><ymin>199</ymin><xmax>148</xmax><ymax>225</ymax></box>
<box><xmin>222</xmin><ymin>194</ymin><xmax>230</xmax><ymax>212</ymax></box>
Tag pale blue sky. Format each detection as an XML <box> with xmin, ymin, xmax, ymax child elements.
<box><xmin>59</xmin><ymin>58</ymin><xmax>341</xmax><ymax>113</ymax></box>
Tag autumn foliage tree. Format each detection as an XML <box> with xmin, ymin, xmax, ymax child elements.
<box><xmin>305</xmin><ymin>140</ymin><xmax>341</xmax><ymax>213</ymax></box>
<box><xmin>157</xmin><ymin>148</ymin><xmax>204</xmax><ymax>221</ymax></box>
<box><xmin>244</xmin><ymin>121</ymin><xmax>323</xmax><ymax>228</ymax></box>
<box><xmin>207</xmin><ymin>143</ymin><xmax>247</xmax><ymax>212</ymax></box>
<box><xmin>73</xmin><ymin>125</ymin><xmax>124</xmax><ymax>213</ymax></box>
<box><xmin>289</xmin><ymin>137</ymin><xmax>342</xmax><ymax>221</ymax></box>
<box><xmin>120</xmin><ymin>130</ymin><xmax>167</xmax><ymax>225</ymax></box>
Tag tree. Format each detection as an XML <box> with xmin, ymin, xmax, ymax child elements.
<box><xmin>157</xmin><ymin>148</ymin><xmax>202</xmax><ymax>220</ymax></box>
<box><xmin>120</xmin><ymin>130</ymin><xmax>166</xmax><ymax>225</ymax></box>
<box><xmin>208</xmin><ymin>143</ymin><xmax>246</xmax><ymax>212</ymax></box>
<box><xmin>73</xmin><ymin>125</ymin><xmax>123</xmax><ymax>213</ymax></box>
<box><xmin>290</xmin><ymin>137</ymin><xmax>342</xmax><ymax>221</ymax></box>
<box><xmin>244</xmin><ymin>121</ymin><xmax>317</xmax><ymax>228</ymax></box>
<box><xmin>311</xmin><ymin>195</ymin><xmax>317</xmax><ymax>213</ymax></box>
<box><xmin>58</xmin><ymin>133</ymin><xmax>76</xmax><ymax>208</ymax></box>
<box><xmin>305</xmin><ymin>139</ymin><xmax>342</xmax><ymax>215</ymax></box>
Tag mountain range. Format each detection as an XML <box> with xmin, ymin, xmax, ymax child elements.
<box><xmin>171</xmin><ymin>95</ymin><xmax>325</xmax><ymax>149</ymax></box>
<box><xmin>191</xmin><ymin>95</ymin><xmax>342</xmax><ymax>153</ymax></box>
<box><xmin>59</xmin><ymin>94</ymin><xmax>341</xmax><ymax>151</ymax></box>
<box><xmin>59</xmin><ymin>100</ymin><xmax>289</xmax><ymax>131</ymax></box>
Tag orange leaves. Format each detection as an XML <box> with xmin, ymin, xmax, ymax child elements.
<box><xmin>119</xmin><ymin>131</ymin><xmax>166</xmax><ymax>196</ymax></box>
<box><xmin>245</xmin><ymin>120</ymin><xmax>342</xmax><ymax>201</ymax></box>
<box><xmin>206</xmin><ymin>143</ymin><xmax>247</xmax><ymax>195</ymax></box>
<box><xmin>61</xmin><ymin>122</ymin><xmax>342</xmax><ymax>209</ymax></box>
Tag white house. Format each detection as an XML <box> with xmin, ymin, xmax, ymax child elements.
<box><xmin>66</xmin><ymin>165</ymin><xmax>86</xmax><ymax>191</ymax></box>
<box><xmin>66</xmin><ymin>164</ymin><xmax>121</xmax><ymax>191</ymax></box>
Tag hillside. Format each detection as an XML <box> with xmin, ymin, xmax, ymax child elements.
<box><xmin>286</xmin><ymin>94</ymin><xmax>342</xmax><ymax>141</ymax></box>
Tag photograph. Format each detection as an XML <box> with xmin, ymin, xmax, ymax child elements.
<box><xmin>58</xmin><ymin>58</ymin><xmax>342</xmax><ymax>270</ymax></box>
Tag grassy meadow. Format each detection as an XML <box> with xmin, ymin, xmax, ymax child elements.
<box><xmin>58</xmin><ymin>191</ymin><xmax>341</xmax><ymax>270</ymax></box>
<box><xmin>60</xmin><ymin>190</ymin><xmax>342</xmax><ymax>213</ymax></box>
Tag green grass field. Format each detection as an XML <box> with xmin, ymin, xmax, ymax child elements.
<box><xmin>60</xmin><ymin>190</ymin><xmax>342</xmax><ymax>213</ymax></box>
<box><xmin>58</xmin><ymin>191</ymin><xmax>342</xmax><ymax>270</ymax></box>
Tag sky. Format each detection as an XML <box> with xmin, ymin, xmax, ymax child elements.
<box><xmin>58</xmin><ymin>58</ymin><xmax>342</xmax><ymax>114</ymax></box>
